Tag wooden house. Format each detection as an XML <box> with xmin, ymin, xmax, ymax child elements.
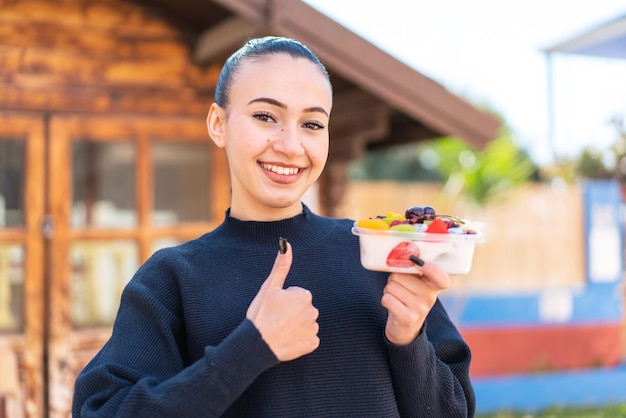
<box><xmin>0</xmin><ymin>0</ymin><xmax>499</xmax><ymax>416</ymax></box>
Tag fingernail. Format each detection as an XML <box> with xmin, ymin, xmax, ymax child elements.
<box><xmin>409</xmin><ymin>255</ymin><xmax>424</xmax><ymax>266</ymax></box>
<box><xmin>279</xmin><ymin>237</ymin><xmax>288</xmax><ymax>254</ymax></box>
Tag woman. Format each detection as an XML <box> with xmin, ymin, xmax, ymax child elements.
<box><xmin>72</xmin><ymin>36</ymin><xmax>475</xmax><ymax>417</ymax></box>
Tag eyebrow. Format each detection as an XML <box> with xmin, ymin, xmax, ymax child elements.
<box><xmin>248</xmin><ymin>97</ymin><xmax>329</xmax><ymax>117</ymax></box>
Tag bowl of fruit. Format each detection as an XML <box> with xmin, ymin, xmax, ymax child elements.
<box><xmin>352</xmin><ymin>205</ymin><xmax>484</xmax><ymax>275</ymax></box>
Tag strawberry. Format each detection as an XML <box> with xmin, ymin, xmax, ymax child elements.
<box><xmin>426</xmin><ymin>217</ymin><xmax>449</xmax><ymax>234</ymax></box>
<box><xmin>386</xmin><ymin>241</ymin><xmax>420</xmax><ymax>268</ymax></box>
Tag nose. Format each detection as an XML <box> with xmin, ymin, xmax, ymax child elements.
<box><xmin>272</xmin><ymin>125</ymin><xmax>304</xmax><ymax>157</ymax></box>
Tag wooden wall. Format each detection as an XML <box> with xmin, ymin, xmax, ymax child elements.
<box><xmin>0</xmin><ymin>2</ymin><xmax>219</xmax><ymax>416</ymax></box>
<box><xmin>0</xmin><ymin>0</ymin><xmax>216</xmax><ymax>116</ymax></box>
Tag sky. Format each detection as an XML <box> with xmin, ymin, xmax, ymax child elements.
<box><xmin>304</xmin><ymin>0</ymin><xmax>626</xmax><ymax>166</ymax></box>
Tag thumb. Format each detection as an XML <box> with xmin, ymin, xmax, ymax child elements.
<box><xmin>262</xmin><ymin>238</ymin><xmax>293</xmax><ymax>292</ymax></box>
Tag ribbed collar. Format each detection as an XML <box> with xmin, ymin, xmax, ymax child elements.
<box><xmin>207</xmin><ymin>204</ymin><xmax>336</xmax><ymax>251</ymax></box>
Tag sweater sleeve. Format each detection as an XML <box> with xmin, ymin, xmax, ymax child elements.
<box><xmin>72</xmin><ymin>255</ymin><xmax>279</xmax><ymax>418</ymax></box>
<box><xmin>386</xmin><ymin>299</ymin><xmax>475</xmax><ymax>418</ymax></box>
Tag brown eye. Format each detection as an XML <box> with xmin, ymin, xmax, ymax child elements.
<box><xmin>303</xmin><ymin>121</ymin><xmax>325</xmax><ymax>130</ymax></box>
<box><xmin>253</xmin><ymin>112</ymin><xmax>276</xmax><ymax>123</ymax></box>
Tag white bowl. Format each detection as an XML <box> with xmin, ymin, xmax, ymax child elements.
<box><xmin>351</xmin><ymin>223</ymin><xmax>484</xmax><ymax>275</ymax></box>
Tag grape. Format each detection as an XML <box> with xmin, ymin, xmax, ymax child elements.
<box><xmin>424</xmin><ymin>206</ymin><xmax>436</xmax><ymax>221</ymax></box>
<box><xmin>405</xmin><ymin>206</ymin><xmax>425</xmax><ymax>223</ymax></box>
<box><xmin>443</xmin><ymin>219</ymin><xmax>457</xmax><ymax>228</ymax></box>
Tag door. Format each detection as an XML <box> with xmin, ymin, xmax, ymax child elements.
<box><xmin>46</xmin><ymin>115</ymin><xmax>229</xmax><ymax>417</ymax></box>
<box><xmin>0</xmin><ymin>112</ymin><xmax>45</xmax><ymax>418</ymax></box>
<box><xmin>1</xmin><ymin>113</ymin><xmax>230</xmax><ymax>418</ymax></box>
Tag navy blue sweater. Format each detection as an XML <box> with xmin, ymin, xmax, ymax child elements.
<box><xmin>72</xmin><ymin>206</ymin><xmax>474</xmax><ymax>417</ymax></box>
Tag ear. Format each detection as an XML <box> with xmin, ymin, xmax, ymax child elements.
<box><xmin>207</xmin><ymin>103</ymin><xmax>226</xmax><ymax>148</ymax></box>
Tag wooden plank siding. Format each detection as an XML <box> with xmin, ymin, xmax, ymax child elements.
<box><xmin>0</xmin><ymin>0</ymin><xmax>217</xmax><ymax>116</ymax></box>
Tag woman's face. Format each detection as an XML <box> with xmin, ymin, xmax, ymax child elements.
<box><xmin>208</xmin><ymin>53</ymin><xmax>332</xmax><ymax>221</ymax></box>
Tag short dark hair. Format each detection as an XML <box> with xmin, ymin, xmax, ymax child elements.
<box><xmin>214</xmin><ymin>36</ymin><xmax>330</xmax><ymax>107</ymax></box>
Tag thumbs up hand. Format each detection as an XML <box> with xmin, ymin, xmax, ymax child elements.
<box><xmin>246</xmin><ymin>239</ymin><xmax>320</xmax><ymax>362</ymax></box>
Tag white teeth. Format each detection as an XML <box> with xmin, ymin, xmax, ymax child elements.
<box><xmin>261</xmin><ymin>163</ymin><xmax>300</xmax><ymax>175</ymax></box>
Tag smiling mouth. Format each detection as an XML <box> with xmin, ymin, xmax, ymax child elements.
<box><xmin>260</xmin><ymin>162</ymin><xmax>302</xmax><ymax>175</ymax></box>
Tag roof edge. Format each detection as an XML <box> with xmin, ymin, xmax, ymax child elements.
<box><xmin>214</xmin><ymin>0</ymin><xmax>500</xmax><ymax>147</ymax></box>
<box><xmin>544</xmin><ymin>14</ymin><xmax>626</xmax><ymax>54</ymax></box>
